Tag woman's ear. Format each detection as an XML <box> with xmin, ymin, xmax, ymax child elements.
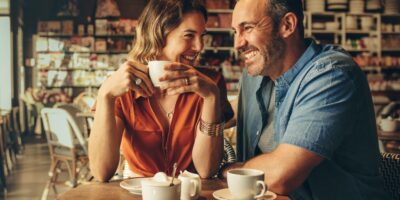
<box><xmin>280</xmin><ymin>12</ymin><xmax>298</xmax><ymax>38</ymax></box>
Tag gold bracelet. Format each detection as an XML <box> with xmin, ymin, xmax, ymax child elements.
<box><xmin>199</xmin><ymin>119</ymin><xmax>224</xmax><ymax>137</ymax></box>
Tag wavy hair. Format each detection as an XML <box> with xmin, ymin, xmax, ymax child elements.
<box><xmin>127</xmin><ymin>0</ymin><xmax>207</xmax><ymax>64</ymax></box>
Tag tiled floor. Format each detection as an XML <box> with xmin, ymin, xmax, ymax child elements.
<box><xmin>4</xmin><ymin>136</ymin><xmax>71</xmax><ymax>200</ymax></box>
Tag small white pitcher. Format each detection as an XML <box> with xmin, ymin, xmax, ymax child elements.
<box><xmin>178</xmin><ymin>170</ymin><xmax>201</xmax><ymax>200</ymax></box>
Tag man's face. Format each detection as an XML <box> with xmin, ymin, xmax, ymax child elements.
<box><xmin>232</xmin><ymin>0</ymin><xmax>286</xmax><ymax>76</ymax></box>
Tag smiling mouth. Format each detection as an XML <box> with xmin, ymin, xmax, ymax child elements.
<box><xmin>180</xmin><ymin>54</ymin><xmax>198</xmax><ymax>63</ymax></box>
<box><xmin>243</xmin><ymin>50</ymin><xmax>260</xmax><ymax>62</ymax></box>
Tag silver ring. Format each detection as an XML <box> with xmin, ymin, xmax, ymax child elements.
<box><xmin>135</xmin><ymin>78</ymin><xmax>142</xmax><ymax>85</ymax></box>
<box><xmin>185</xmin><ymin>77</ymin><xmax>190</xmax><ymax>85</ymax></box>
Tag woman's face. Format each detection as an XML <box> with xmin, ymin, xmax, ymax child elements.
<box><xmin>160</xmin><ymin>11</ymin><xmax>206</xmax><ymax>66</ymax></box>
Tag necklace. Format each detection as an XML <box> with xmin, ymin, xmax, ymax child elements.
<box><xmin>157</xmin><ymin>100</ymin><xmax>174</xmax><ymax>119</ymax></box>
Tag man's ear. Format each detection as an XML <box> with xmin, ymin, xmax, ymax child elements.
<box><xmin>280</xmin><ymin>12</ymin><xmax>297</xmax><ymax>38</ymax></box>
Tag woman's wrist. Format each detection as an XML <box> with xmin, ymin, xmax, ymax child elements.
<box><xmin>199</xmin><ymin>119</ymin><xmax>225</xmax><ymax>137</ymax></box>
<box><xmin>97</xmin><ymin>89</ymin><xmax>116</xmax><ymax>105</ymax></box>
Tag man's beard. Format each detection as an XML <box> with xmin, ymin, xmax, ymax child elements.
<box><xmin>261</xmin><ymin>35</ymin><xmax>286</xmax><ymax>76</ymax></box>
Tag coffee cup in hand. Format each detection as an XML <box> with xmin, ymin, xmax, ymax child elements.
<box><xmin>227</xmin><ymin>168</ymin><xmax>266</xmax><ymax>200</ymax></box>
<box><xmin>148</xmin><ymin>60</ymin><xmax>172</xmax><ymax>87</ymax></box>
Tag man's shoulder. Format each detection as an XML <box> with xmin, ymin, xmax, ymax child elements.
<box><xmin>314</xmin><ymin>44</ymin><xmax>356</xmax><ymax>68</ymax></box>
<box><xmin>300</xmin><ymin>44</ymin><xmax>361</xmax><ymax>83</ymax></box>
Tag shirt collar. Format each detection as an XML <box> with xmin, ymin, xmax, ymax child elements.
<box><xmin>274</xmin><ymin>39</ymin><xmax>321</xmax><ymax>87</ymax></box>
<box><xmin>133</xmin><ymin>91</ymin><xmax>145</xmax><ymax>100</ymax></box>
<box><xmin>242</xmin><ymin>69</ymin><xmax>266</xmax><ymax>92</ymax></box>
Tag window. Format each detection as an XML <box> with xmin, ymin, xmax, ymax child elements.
<box><xmin>0</xmin><ymin>16</ymin><xmax>12</xmax><ymax>110</ymax></box>
<box><xmin>0</xmin><ymin>0</ymin><xmax>9</xmax><ymax>15</ymax></box>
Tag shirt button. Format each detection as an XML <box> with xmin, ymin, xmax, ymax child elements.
<box><xmin>256</xmin><ymin>131</ymin><xmax>260</xmax><ymax>135</ymax></box>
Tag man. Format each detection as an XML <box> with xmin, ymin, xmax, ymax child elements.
<box><xmin>225</xmin><ymin>0</ymin><xmax>389</xmax><ymax>199</ymax></box>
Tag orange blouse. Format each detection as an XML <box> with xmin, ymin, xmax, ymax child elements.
<box><xmin>114</xmin><ymin>69</ymin><xmax>233</xmax><ymax>177</ymax></box>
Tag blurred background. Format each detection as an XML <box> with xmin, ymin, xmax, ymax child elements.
<box><xmin>0</xmin><ymin>0</ymin><xmax>399</xmax><ymax>199</ymax></box>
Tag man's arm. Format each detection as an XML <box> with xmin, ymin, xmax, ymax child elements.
<box><xmin>224</xmin><ymin>143</ymin><xmax>323</xmax><ymax>195</ymax></box>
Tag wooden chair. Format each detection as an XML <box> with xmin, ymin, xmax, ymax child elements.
<box><xmin>73</xmin><ymin>92</ymin><xmax>96</xmax><ymax>113</ymax></box>
<box><xmin>11</xmin><ymin>107</ymin><xmax>24</xmax><ymax>154</ymax></box>
<box><xmin>1</xmin><ymin>113</ymin><xmax>15</xmax><ymax>174</ymax></box>
<box><xmin>53</xmin><ymin>103</ymin><xmax>87</xmax><ymax>137</ymax></box>
<box><xmin>379</xmin><ymin>152</ymin><xmax>400</xmax><ymax>200</ymax></box>
<box><xmin>40</xmin><ymin>108</ymin><xmax>89</xmax><ymax>199</ymax></box>
<box><xmin>0</xmin><ymin>118</ymin><xmax>7</xmax><ymax>195</ymax></box>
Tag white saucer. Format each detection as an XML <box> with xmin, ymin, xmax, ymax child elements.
<box><xmin>212</xmin><ymin>188</ymin><xmax>277</xmax><ymax>200</ymax></box>
<box><xmin>119</xmin><ymin>177</ymin><xmax>151</xmax><ymax>195</ymax></box>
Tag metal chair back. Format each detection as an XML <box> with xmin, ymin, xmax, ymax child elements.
<box><xmin>379</xmin><ymin>152</ymin><xmax>400</xmax><ymax>200</ymax></box>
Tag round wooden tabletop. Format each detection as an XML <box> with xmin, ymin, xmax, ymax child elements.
<box><xmin>58</xmin><ymin>178</ymin><xmax>290</xmax><ymax>200</ymax></box>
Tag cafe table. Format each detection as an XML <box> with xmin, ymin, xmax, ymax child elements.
<box><xmin>58</xmin><ymin>178</ymin><xmax>290</xmax><ymax>200</ymax></box>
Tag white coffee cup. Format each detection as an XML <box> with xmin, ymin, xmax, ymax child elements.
<box><xmin>141</xmin><ymin>178</ymin><xmax>181</xmax><ymax>200</ymax></box>
<box><xmin>227</xmin><ymin>168</ymin><xmax>266</xmax><ymax>200</ymax></box>
<box><xmin>178</xmin><ymin>171</ymin><xmax>201</xmax><ymax>200</ymax></box>
<box><xmin>148</xmin><ymin>60</ymin><xmax>172</xmax><ymax>87</ymax></box>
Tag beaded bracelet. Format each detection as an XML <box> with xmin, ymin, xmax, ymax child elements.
<box><xmin>199</xmin><ymin>119</ymin><xmax>225</xmax><ymax>137</ymax></box>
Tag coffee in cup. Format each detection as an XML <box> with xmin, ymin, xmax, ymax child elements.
<box><xmin>227</xmin><ymin>168</ymin><xmax>266</xmax><ymax>200</ymax></box>
<box><xmin>148</xmin><ymin>60</ymin><xmax>172</xmax><ymax>87</ymax></box>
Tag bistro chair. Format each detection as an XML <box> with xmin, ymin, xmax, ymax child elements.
<box><xmin>11</xmin><ymin>107</ymin><xmax>24</xmax><ymax>154</ymax></box>
<box><xmin>222</xmin><ymin>137</ymin><xmax>236</xmax><ymax>165</ymax></box>
<box><xmin>1</xmin><ymin>113</ymin><xmax>15</xmax><ymax>174</ymax></box>
<box><xmin>40</xmin><ymin>108</ymin><xmax>89</xmax><ymax>199</ymax></box>
<box><xmin>73</xmin><ymin>91</ymin><xmax>96</xmax><ymax>113</ymax></box>
<box><xmin>54</xmin><ymin>103</ymin><xmax>87</xmax><ymax>137</ymax></box>
<box><xmin>379</xmin><ymin>152</ymin><xmax>400</xmax><ymax>200</ymax></box>
<box><xmin>0</xmin><ymin>116</ymin><xmax>7</xmax><ymax>194</ymax></box>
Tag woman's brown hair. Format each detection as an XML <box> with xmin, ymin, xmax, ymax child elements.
<box><xmin>127</xmin><ymin>0</ymin><xmax>207</xmax><ymax>64</ymax></box>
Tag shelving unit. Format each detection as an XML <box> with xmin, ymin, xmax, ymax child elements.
<box><xmin>32</xmin><ymin>2</ymin><xmax>399</xmax><ymax>102</ymax></box>
<box><xmin>33</xmin><ymin>17</ymin><xmax>137</xmax><ymax>100</ymax></box>
<box><xmin>203</xmin><ymin>0</ymin><xmax>241</xmax><ymax>97</ymax></box>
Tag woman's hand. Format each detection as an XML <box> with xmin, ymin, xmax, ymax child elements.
<box><xmin>159</xmin><ymin>62</ymin><xmax>219</xmax><ymax>99</ymax></box>
<box><xmin>98</xmin><ymin>61</ymin><xmax>154</xmax><ymax>98</ymax></box>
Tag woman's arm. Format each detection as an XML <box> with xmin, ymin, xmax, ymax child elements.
<box><xmin>89</xmin><ymin>61</ymin><xmax>154</xmax><ymax>182</ymax></box>
<box><xmin>192</xmin><ymin>90</ymin><xmax>224</xmax><ymax>178</ymax></box>
<box><xmin>89</xmin><ymin>95</ymin><xmax>124</xmax><ymax>182</ymax></box>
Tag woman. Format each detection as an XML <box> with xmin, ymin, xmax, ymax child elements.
<box><xmin>89</xmin><ymin>0</ymin><xmax>233</xmax><ymax>181</ymax></box>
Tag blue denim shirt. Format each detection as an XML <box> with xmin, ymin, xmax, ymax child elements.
<box><xmin>236</xmin><ymin>39</ymin><xmax>389</xmax><ymax>200</ymax></box>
